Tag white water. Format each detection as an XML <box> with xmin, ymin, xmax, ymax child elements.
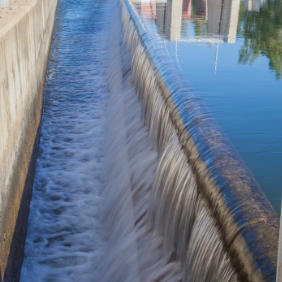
<box><xmin>114</xmin><ymin>1</ymin><xmax>237</xmax><ymax>281</ymax></box>
<box><xmin>97</xmin><ymin>4</ymin><xmax>182</xmax><ymax>280</ymax></box>
<box><xmin>20</xmin><ymin>0</ymin><xmax>265</xmax><ymax>279</ymax></box>
<box><xmin>20</xmin><ymin>0</ymin><xmax>110</xmax><ymax>280</ymax></box>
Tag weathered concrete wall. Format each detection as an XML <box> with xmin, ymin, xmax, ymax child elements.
<box><xmin>0</xmin><ymin>0</ymin><xmax>57</xmax><ymax>280</ymax></box>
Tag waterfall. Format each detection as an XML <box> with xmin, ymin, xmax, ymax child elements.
<box><xmin>98</xmin><ymin>3</ymin><xmax>181</xmax><ymax>280</ymax></box>
<box><xmin>99</xmin><ymin>0</ymin><xmax>279</xmax><ymax>281</ymax></box>
<box><xmin>20</xmin><ymin>0</ymin><xmax>279</xmax><ymax>279</ymax></box>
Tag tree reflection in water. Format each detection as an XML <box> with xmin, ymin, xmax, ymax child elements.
<box><xmin>238</xmin><ymin>0</ymin><xmax>282</xmax><ymax>79</ymax></box>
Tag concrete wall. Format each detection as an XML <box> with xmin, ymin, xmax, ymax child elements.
<box><xmin>0</xmin><ymin>0</ymin><xmax>57</xmax><ymax>280</ymax></box>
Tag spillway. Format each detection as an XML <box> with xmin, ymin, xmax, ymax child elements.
<box><xmin>20</xmin><ymin>0</ymin><xmax>280</xmax><ymax>281</ymax></box>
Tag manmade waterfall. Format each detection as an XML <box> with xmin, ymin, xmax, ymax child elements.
<box><xmin>21</xmin><ymin>0</ymin><xmax>279</xmax><ymax>281</ymax></box>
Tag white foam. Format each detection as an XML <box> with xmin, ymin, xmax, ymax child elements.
<box><xmin>20</xmin><ymin>0</ymin><xmax>111</xmax><ymax>280</ymax></box>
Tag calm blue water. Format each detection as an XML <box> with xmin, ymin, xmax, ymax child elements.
<box><xmin>132</xmin><ymin>0</ymin><xmax>282</xmax><ymax>213</ymax></box>
<box><xmin>20</xmin><ymin>0</ymin><xmax>110</xmax><ymax>280</ymax></box>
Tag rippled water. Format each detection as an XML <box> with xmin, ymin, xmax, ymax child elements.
<box><xmin>20</xmin><ymin>0</ymin><xmax>110</xmax><ymax>280</ymax></box>
<box><xmin>131</xmin><ymin>0</ymin><xmax>282</xmax><ymax>213</ymax></box>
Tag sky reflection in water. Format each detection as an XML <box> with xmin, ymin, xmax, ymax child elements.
<box><xmin>131</xmin><ymin>0</ymin><xmax>282</xmax><ymax>213</ymax></box>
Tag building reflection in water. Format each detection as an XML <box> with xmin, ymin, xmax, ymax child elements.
<box><xmin>133</xmin><ymin>0</ymin><xmax>264</xmax><ymax>43</ymax></box>
<box><xmin>244</xmin><ymin>0</ymin><xmax>265</xmax><ymax>11</ymax></box>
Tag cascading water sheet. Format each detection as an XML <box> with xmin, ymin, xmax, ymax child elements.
<box><xmin>97</xmin><ymin>4</ymin><xmax>182</xmax><ymax>280</ymax></box>
<box><xmin>19</xmin><ymin>0</ymin><xmax>279</xmax><ymax>280</ymax></box>
<box><xmin>116</xmin><ymin>0</ymin><xmax>279</xmax><ymax>280</ymax></box>
<box><xmin>20</xmin><ymin>0</ymin><xmax>110</xmax><ymax>280</ymax></box>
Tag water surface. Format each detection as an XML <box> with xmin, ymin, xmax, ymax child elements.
<box><xmin>21</xmin><ymin>0</ymin><xmax>109</xmax><ymax>279</ymax></box>
<box><xmin>132</xmin><ymin>0</ymin><xmax>282</xmax><ymax>213</ymax></box>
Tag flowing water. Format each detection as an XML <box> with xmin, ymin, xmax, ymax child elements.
<box><xmin>20</xmin><ymin>0</ymin><xmax>110</xmax><ymax>280</ymax></box>
<box><xmin>20</xmin><ymin>0</ymin><xmax>279</xmax><ymax>280</ymax></box>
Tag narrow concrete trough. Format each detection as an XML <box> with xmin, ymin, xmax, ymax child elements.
<box><xmin>0</xmin><ymin>0</ymin><xmax>57</xmax><ymax>280</ymax></box>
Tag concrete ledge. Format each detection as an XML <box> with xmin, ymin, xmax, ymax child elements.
<box><xmin>0</xmin><ymin>0</ymin><xmax>57</xmax><ymax>280</ymax></box>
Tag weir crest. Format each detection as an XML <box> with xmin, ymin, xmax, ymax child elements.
<box><xmin>99</xmin><ymin>0</ymin><xmax>280</xmax><ymax>281</ymax></box>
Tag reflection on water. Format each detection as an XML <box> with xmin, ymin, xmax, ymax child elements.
<box><xmin>239</xmin><ymin>0</ymin><xmax>282</xmax><ymax>79</ymax></box>
<box><xmin>133</xmin><ymin>0</ymin><xmax>282</xmax><ymax>78</ymax></box>
<box><xmin>244</xmin><ymin>0</ymin><xmax>265</xmax><ymax>11</ymax></box>
<box><xmin>131</xmin><ymin>0</ymin><xmax>282</xmax><ymax>213</ymax></box>
<box><xmin>134</xmin><ymin>0</ymin><xmax>242</xmax><ymax>42</ymax></box>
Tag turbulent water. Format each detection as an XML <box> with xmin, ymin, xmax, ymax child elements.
<box><xmin>20</xmin><ymin>0</ymin><xmax>278</xmax><ymax>280</ymax></box>
<box><xmin>20</xmin><ymin>0</ymin><xmax>110</xmax><ymax>280</ymax></box>
<box><xmin>21</xmin><ymin>0</ymin><xmax>187</xmax><ymax>279</ymax></box>
<box><xmin>97</xmin><ymin>4</ymin><xmax>184</xmax><ymax>281</ymax></box>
